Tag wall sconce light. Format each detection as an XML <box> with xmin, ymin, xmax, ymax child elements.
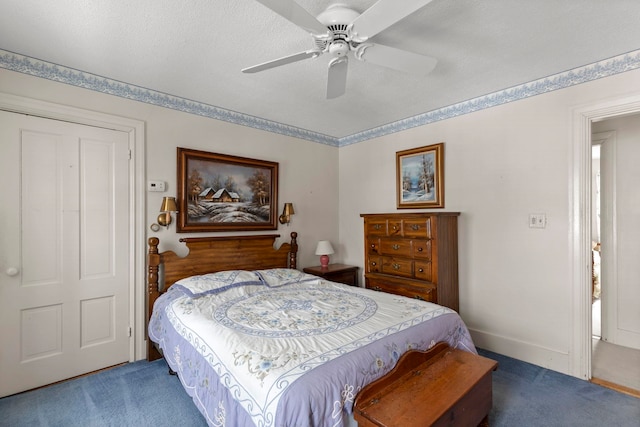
<box><xmin>157</xmin><ymin>196</ymin><xmax>178</xmax><ymax>228</ymax></box>
<box><xmin>278</xmin><ymin>203</ymin><xmax>295</xmax><ymax>225</ymax></box>
<box><xmin>315</xmin><ymin>240</ymin><xmax>335</xmax><ymax>269</ymax></box>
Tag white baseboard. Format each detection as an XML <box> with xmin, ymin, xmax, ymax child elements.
<box><xmin>469</xmin><ymin>328</ymin><xmax>571</xmax><ymax>376</ymax></box>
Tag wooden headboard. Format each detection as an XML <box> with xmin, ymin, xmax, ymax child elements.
<box><xmin>147</xmin><ymin>232</ymin><xmax>298</xmax><ymax>360</ymax></box>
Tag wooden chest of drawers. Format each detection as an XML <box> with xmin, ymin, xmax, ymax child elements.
<box><xmin>361</xmin><ymin>213</ymin><xmax>460</xmax><ymax>311</ymax></box>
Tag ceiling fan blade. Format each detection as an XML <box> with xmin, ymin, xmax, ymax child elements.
<box><xmin>355</xmin><ymin>43</ymin><xmax>437</xmax><ymax>76</ymax></box>
<box><xmin>242</xmin><ymin>50</ymin><xmax>320</xmax><ymax>73</ymax></box>
<box><xmin>350</xmin><ymin>0</ymin><xmax>435</xmax><ymax>40</ymax></box>
<box><xmin>253</xmin><ymin>0</ymin><xmax>330</xmax><ymax>36</ymax></box>
<box><xmin>327</xmin><ymin>57</ymin><xmax>348</xmax><ymax>99</ymax></box>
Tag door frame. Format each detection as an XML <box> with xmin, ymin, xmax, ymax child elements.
<box><xmin>570</xmin><ymin>92</ymin><xmax>640</xmax><ymax>379</ymax></box>
<box><xmin>0</xmin><ymin>93</ymin><xmax>146</xmax><ymax>361</ymax></box>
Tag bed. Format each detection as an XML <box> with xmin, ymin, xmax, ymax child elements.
<box><xmin>147</xmin><ymin>233</ymin><xmax>476</xmax><ymax>427</ymax></box>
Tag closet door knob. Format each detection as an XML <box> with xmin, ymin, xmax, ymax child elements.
<box><xmin>6</xmin><ymin>267</ymin><xmax>19</xmax><ymax>276</ymax></box>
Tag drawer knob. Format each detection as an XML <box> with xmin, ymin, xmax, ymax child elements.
<box><xmin>392</xmin><ymin>263</ymin><xmax>400</xmax><ymax>270</ymax></box>
<box><xmin>392</xmin><ymin>225</ymin><xmax>398</xmax><ymax>230</ymax></box>
<box><xmin>411</xmin><ymin>224</ymin><xmax>420</xmax><ymax>230</ymax></box>
<box><xmin>374</xmin><ymin>224</ymin><xmax>382</xmax><ymax>230</ymax></box>
<box><xmin>418</xmin><ymin>268</ymin><xmax>424</xmax><ymax>273</ymax></box>
<box><xmin>417</xmin><ymin>247</ymin><xmax>423</xmax><ymax>252</ymax></box>
<box><xmin>371</xmin><ymin>262</ymin><xmax>377</xmax><ymax>266</ymax></box>
<box><xmin>392</xmin><ymin>244</ymin><xmax>400</xmax><ymax>250</ymax></box>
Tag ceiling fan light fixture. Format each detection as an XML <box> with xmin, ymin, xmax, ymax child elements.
<box><xmin>329</xmin><ymin>41</ymin><xmax>349</xmax><ymax>57</ymax></box>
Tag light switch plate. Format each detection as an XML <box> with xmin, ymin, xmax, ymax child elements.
<box><xmin>529</xmin><ymin>213</ymin><xmax>547</xmax><ymax>228</ymax></box>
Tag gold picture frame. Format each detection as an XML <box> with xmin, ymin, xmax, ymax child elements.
<box><xmin>176</xmin><ymin>147</ymin><xmax>278</xmax><ymax>232</ymax></box>
<box><xmin>396</xmin><ymin>143</ymin><xmax>444</xmax><ymax>209</ymax></box>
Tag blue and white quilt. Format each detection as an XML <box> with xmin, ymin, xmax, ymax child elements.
<box><xmin>148</xmin><ymin>269</ymin><xmax>476</xmax><ymax>427</ymax></box>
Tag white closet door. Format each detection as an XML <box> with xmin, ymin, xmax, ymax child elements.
<box><xmin>0</xmin><ymin>111</ymin><xmax>131</xmax><ymax>397</ymax></box>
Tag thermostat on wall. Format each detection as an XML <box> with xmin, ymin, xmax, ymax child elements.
<box><xmin>147</xmin><ymin>180</ymin><xmax>166</xmax><ymax>192</ymax></box>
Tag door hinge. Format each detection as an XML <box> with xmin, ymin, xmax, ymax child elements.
<box><xmin>128</xmin><ymin>149</ymin><xmax>132</xmax><ymax>160</ymax></box>
<box><xmin>128</xmin><ymin>326</ymin><xmax>132</xmax><ymax>337</ymax></box>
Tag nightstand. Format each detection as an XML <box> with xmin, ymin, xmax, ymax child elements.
<box><xmin>303</xmin><ymin>264</ymin><xmax>359</xmax><ymax>287</ymax></box>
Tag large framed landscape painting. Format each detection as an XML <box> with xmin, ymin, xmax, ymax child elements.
<box><xmin>396</xmin><ymin>143</ymin><xmax>444</xmax><ymax>209</ymax></box>
<box><xmin>176</xmin><ymin>148</ymin><xmax>278</xmax><ymax>232</ymax></box>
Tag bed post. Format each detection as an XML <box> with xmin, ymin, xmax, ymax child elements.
<box><xmin>147</xmin><ymin>237</ymin><xmax>163</xmax><ymax>361</ymax></box>
<box><xmin>289</xmin><ymin>232</ymin><xmax>298</xmax><ymax>269</ymax></box>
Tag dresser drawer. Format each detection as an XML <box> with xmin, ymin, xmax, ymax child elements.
<box><xmin>412</xmin><ymin>239</ymin><xmax>432</xmax><ymax>259</ymax></box>
<box><xmin>414</xmin><ymin>260</ymin><xmax>432</xmax><ymax>281</ymax></box>
<box><xmin>366</xmin><ymin>220</ymin><xmax>387</xmax><ymax>236</ymax></box>
<box><xmin>387</xmin><ymin>221</ymin><xmax>403</xmax><ymax>237</ymax></box>
<box><xmin>379</xmin><ymin>239</ymin><xmax>412</xmax><ymax>257</ymax></box>
<box><xmin>366</xmin><ymin>238</ymin><xmax>380</xmax><ymax>255</ymax></box>
<box><xmin>366</xmin><ymin>275</ymin><xmax>437</xmax><ymax>303</ymax></box>
<box><xmin>402</xmin><ymin>218</ymin><xmax>433</xmax><ymax>239</ymax></box>
<box><xmin>380</xmin><ymin>257</ymin><xmax>413</xmax><ymax>278</ymax></box>
<box><xmin>367</xmin><ymin>256</ymin><xmax>382</xmax><ymax>273</ymax></box>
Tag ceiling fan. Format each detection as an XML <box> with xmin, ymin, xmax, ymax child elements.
<box><xmin>242</xmin><ymin>0</ymin><xmax>438</xmax><ymax>99</ymax></box>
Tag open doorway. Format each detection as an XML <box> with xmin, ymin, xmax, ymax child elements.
<box><xmin>572</xmin><ymin>93</ymin><xmax>640</xmax><ymax>397</ymax></box>
<box><xmin>589</xmin><ymin>115</ymin><xmax>640</xmax><ymax>396</ymax></box>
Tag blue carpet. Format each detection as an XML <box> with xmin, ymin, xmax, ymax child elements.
<box><xmin>0</xmin><ymin>360</ymin><xmax>207</xmax><ymax>427</ymax></box>
<box><xmin>478</xmin><ymin>348</ymin><xmax>640</xmax><ymax>426</ymax></box>
<box><xmin>0</xmin><ymin>351</ymin><xmax>638</xmax><ymax>426</ymax></box>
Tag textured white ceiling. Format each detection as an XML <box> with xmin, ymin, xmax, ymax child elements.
<box><xmin>1</xmin><ymin>0</ymin><xmax>640</xmax><ymax>142</ymax></box>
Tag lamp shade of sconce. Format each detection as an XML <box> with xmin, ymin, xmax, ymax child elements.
<box><xmin>157</xmin><ymin>196</ymin><xmax>178</xmax><ymax>228</ymax></box>
<box><xmin>278</xmin><ymin>203</ymin><xmax>295</xmax><ymax>225</ymax></box>
<box><xmin>315</xmin><ymin>240</ymin><xmax>335</xmax><ymax>269</ymax></box>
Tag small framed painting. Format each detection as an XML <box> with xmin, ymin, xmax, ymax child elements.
<box><xmin>396</xmin><ymin>143</ymin><xmax>444</xmax><ymax>209</ymax></box>
<box><xmin>176</xmin><ymin>147</ymin><xmax>278</xmax><ymax>232</ymax></box>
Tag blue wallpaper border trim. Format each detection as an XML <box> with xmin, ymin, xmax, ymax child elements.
<box><xmin>2</xmin><ymin>48</ymin><xmax>639</xmax><ymax>147</ymax></box>
<box><xmin>340</xmin><ymin>50</ymin><xmax>640</xmax><ymax>146</ymax></box>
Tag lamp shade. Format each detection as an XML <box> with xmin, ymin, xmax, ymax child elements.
<box><xmin>160</xmin><ymin>196</ymin><xmax>178</xmax><ymax>212</ymax></box>
<box><xmin>315</xmin><ymin>240</ymin><xmax>335</xmax><ymax>256</ymax></box>
<box><xmin>283</xmin><ymin>203</ymin><xmax>295</xmax><ymax>216</ymax></box>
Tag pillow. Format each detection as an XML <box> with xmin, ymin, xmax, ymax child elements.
<box><xmin>173</xmin><ymin>270</ymin><xmax>261</xmax><ymax>297</ymax></box>
<box><xmin>255</xmin><ymin>268</ymin><xmax>318</xmax><ymax>287</ymax></box>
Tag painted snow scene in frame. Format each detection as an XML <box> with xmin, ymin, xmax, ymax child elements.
<box><xmin>396</xmin><ymin>143</ymin><xmax>444</xmax><ymax>209</ymax></box>
<box><xmin>177</xmin><ymin>148</ymin><xmax>278</xmax><ymax>232</ymax></box>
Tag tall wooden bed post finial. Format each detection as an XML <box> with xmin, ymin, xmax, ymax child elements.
<box><xmin>289</xmin><ymin>232</ymin><xmax>298</xmax><ymax>269</ymax></box>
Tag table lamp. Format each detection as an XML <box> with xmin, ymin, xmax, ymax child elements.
<box><xmin>315</xmin><ymin>240</ymin><xmax>335</xmax><ymax>269</ymax></box>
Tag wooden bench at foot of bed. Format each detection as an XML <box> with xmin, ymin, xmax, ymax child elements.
<box><xmin>354</xmin><ymin>342</ymin><xmax>498</xmax><ymax>427</ymax></box>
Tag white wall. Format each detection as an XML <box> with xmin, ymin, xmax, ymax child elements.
<box><xmin>339</xmin><ymin>69</ymin><xmax>640</xmax><ymax>374</ymax></box>
<box><xmin>0</xmin><ymin>68</ymin><xmax>340</xmax><ymax>269</ymax></box>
